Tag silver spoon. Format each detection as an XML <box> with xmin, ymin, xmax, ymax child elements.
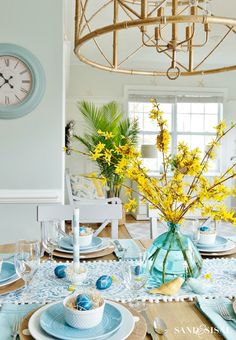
<box><xmin>153</xmin><ymin>317</ymin><xmax>168</xmax><ymax>335</ymax></box>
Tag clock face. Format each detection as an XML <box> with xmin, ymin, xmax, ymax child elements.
<box><xmin>0</xmin><ymin>55</ymin><xmax>33</xmax><ymax>106</ymax></box>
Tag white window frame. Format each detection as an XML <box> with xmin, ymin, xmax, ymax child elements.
<box><xmin>124</xmin><ymin>85</ymin><xmax>227</xmax><ymax>175</ymax></box>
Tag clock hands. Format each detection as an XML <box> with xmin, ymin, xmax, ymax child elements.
<box><xmin>0</xmin><ymin>73</ymin><xmax>14</xmax><ymax>89</ymax></box>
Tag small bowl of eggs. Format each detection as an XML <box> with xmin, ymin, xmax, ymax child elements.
<box><xmin>70</xmin><ymin>226</ymin><xmax>93</xmax><ymax>247</ymax></box>
<box><xmin>63</xmin><ymin>291</ymin><xmax>105</xmax><ymax>329</ymax></box>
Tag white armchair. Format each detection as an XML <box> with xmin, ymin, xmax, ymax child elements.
<box><xmin>65</xmin><ymin>169</ymin><xmax>122</xmax><ymax>239</ymax></box>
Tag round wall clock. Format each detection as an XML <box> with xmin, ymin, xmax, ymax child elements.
<box><xmin>0</xmin><ymin>43</ymin><xmax>46</xmax><ymax>119</ymax></box>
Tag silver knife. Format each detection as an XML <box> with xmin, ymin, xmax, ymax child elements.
<box><xmin>141</xmin><ymin>310</ymin><xmax>157</xmax><ymax>340</ymax></box>
<box><xmin>113</xmin><ymin>240</ymin><xmax>124</xmax><ymax>252</ymax></box>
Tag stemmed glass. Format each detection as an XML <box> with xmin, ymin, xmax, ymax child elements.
<box><xmin>42</xmin><ymin>221</ymin><xmax>60</xmax><ymax>261</ymax></box>
<box><xmin>122</xmin><ymin>250</ymin><xmax>149</xmax><ymax>311</ymax></box>
<box><xmin>14</xmin><ymin>240</ymin><xmax>40</xmax><ymax>299</ymax></box>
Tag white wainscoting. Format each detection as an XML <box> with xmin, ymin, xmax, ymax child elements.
<box><xmin>0</xmin><ymin>190</ymin><xmax>62</xmax><ymax>204</ymax></box>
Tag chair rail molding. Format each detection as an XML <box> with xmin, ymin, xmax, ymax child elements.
<box><xmin>0</xmin><ymin>189</ymin><xmax>62</xmax><ymax>204</ymax></box>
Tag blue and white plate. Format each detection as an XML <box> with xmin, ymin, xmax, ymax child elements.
<box><xmin>40</xmin><ymin>301</ymin><xmax>122</xmax><ymax>340</ymax></box>
<box><xmin>29</xmin><ymin>301</ymin><xmax>134</xmax><ymax>340</ymax></box>
<box><xmin>196</xmin><ymin>236</ymin><xmax>228</xmax><ymax>249</ymax></box>
<box><xmin>58</xmin><ymin>236</ymin><xmax>103</xmax><ymax>252</ymax></box>
<box><xmin>198</xmin><ymin>240</ymin><xmax>235</xmax><ymax>253</ymax></box>
<box><xmin>0</xmin><ymin>262</ymin><xmax>16</xmax><ymax>283</ymax></box>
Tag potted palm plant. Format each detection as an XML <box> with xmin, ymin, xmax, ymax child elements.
<box><xmin>73</xmin><ymin>101</ymin><xmax>139</xmax><ymax>222</ymax></box>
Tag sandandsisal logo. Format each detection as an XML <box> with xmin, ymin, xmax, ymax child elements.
<box><xmin>173</xmin><ymin>324</ymin><xmax>230</xmax><ymax>337</ymax></box>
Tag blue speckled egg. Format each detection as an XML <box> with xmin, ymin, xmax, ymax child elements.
<box><xmin>75</xmin><ymin>294</ymin><xmax>92</xmax><ymax>311</ymax></box>
<box><xmin>96</xmin><ymin>275</ymin><xmax>112</xmax><ymax>290</ymax></box>
<box><xmin>80</xmin><ymin>227</ymin><xmax>86</xmax><ymax>235</ymax></box>
<box><xmin>134</xmin><ymin>265</ymin><xmax>144</xmax><ymax>276</ymax></box>
<box><xmin>200</xmin><ymin>226</ymin><xmax>210</xmax><ymax>232</ymax></box>
<box><xmin>54</xmin><ymin>265</ymin><xmax>67</xmax><ymax>279</ymax></box>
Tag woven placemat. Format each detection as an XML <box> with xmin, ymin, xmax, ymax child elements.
<box><xmin>19</xmin><ymin>302</ymin><xmax>147</xmax><ymax>340</ymax></box>
<box><xmin>52</xmin><ymin>245</ymin><xmax>115</xmax><ymax>260</ymax></box>
<box><xmin>0</xmin><ymin>277</ymin><xmax>24</xmax><ymax>295</ymax></box>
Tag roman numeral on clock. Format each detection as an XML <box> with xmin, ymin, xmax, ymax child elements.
<box><xmin>20</xmin><ymin>87</ymin><xmax>28</xmax><ymax>94</ymax></box>
<box><xmin>22</xmin><ymin>80</ymin><xmax>30</xmax><ymax>84</ymax></box>
<box><xmin>4</xmin><ymin>58</ymin><xmax>9</xmax><ymax>67</ymax></box>
<box><xmin>5</xmin><ymin>96</ymin><xmax>10</xmax><ymax>104</ymax></box>
<box><xmin>15</xmin><ymin>95</ymin><xmax>20</xmax><ymax>102</ymax></box>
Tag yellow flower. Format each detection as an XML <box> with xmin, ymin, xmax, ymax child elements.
<box><xmin>204</xmin><ymin>273</ymin><xmax>212</xmax><ymax>280</ymax></box>
<box><xmin>124</xmin><ymin>199</ymin><xmax>137</xmax><ymax>212</ymax></box>
<box><xmin>215</xmin><ymin>121</ymin><xmax>227</xmax><ymax>136</ymax></box>
<box><xmin>97</xmin><ymin>129</ymin><xmax>114</xmax><ymax>139</ymax></box>
<box><xmin>156</xmin><ymin>129</ymin><xmax>170</xmax><ymax>153</ymax></box>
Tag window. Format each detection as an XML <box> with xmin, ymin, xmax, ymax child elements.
<box><xmin>128</xmin><ymin>94</ymin><xmax>223</xmax><ymax>174</ymax></box>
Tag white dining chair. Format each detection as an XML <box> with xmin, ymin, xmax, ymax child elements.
<box><xmin>37</xmin><ymin>203</ymin><xmax>122</xmax><ymax>239</ymax></box>
<box><xmin>65</xmin><ymin>169</ymin><xmax>122</xmax><ymax>239</ymax></box>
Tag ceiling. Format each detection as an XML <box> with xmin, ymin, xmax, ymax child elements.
<box><xmin>64</xmin><ymin>0</ymin><xmax>236</xmax><ymax>71</ymax></box>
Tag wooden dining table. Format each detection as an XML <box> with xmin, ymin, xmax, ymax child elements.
<box><xmin>1</xmin><ymin>224</ymin><xmax>234</xmax><ymax>340</ymax></box>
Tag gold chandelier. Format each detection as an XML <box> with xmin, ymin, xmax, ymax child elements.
<box><xmin>74</xmin><ymin>0</ymin><xmax>236</xmax><ymax>80</ymax></box>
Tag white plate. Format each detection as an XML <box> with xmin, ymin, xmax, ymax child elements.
<box><xmin>198</xmin><ymin>240</ymin><xmax>235</xmax><ymax>253</ymax></box>
<box><xmin>55</xmin><ymin>240</ymin><xmax>110</xmax><ymax>255</ymax></box>
<box><xmin>0</xmin><ymin>274</ymin><xmax>20</xmax><ymax>288</ymax></box>
<box><xmin>233</xmin><ymin>300</ymin><xmax>236</xmax><ymax>315</ymax></box>
<box><xmin>28</xmin><ymin>300</ymin><xmax>135</xmax><ymax>340</ymax></box>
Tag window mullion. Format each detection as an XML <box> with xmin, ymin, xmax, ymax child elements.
<box><xmin>172</xmin><ymin>97</ymin><xmax>178</xmax><ymax>154</ymax></box>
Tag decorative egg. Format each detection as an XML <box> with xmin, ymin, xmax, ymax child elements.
<box><xmin>75</xmin><ymin>294</ymin><xmax>93</xmax><ymax>311</ymax></box>
<box><xmin>134</xmin><ymin>265</ymin><xmax>144</xmax><ymax>276</ymax></box>
<box><xmin>54</xmin><ymin>265</ymin><xmax>67</xmax><ymax>279</ymax></box>
<box><xmin>96</xmin><ymin>275</ymin><xmax>112</xmax><ymax>290</ymax></box>
<box><xmin>199</xmin><ymin>226</ymin><xmax>210</xmax><ymax>232</ymax></box>
<box><xmin>80</xmin><ymin>227</ymin><xmax>86</xmax><ymax>235</ymax></box>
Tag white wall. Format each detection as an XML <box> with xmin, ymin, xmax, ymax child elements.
<box><xmin>0</xmin><ymin>0</ymin><xmax>64</xmax><ymax>243</ymax></box>
<box><xmin>66</xmin><ymin>64</ymin><xmax>236</xmax><ymax>207</ymax></box>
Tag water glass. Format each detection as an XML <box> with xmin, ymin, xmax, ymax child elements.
<box><xmin>14</xmin><ymin>240</ymin><xmax>40</xmax><ymax>298</ymax></box>
<box><xmin>122</xmin><ymin>251</ymin><xmax>149</xmax><ymax>311</ymax></box>
<box><xmin>42</xmin><ymin>221</ymin><xmax>60</xmax><ymax>261</ymax></box>
<box><xmin>191</xmin><ymin>218</ymin><xmax>199</xmax><ymax>242</ymax></box>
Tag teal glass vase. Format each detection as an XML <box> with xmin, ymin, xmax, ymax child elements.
<box><xmin>147</xmin><ymin>222</ymin><xmax>203</xmax><ymax>284</ymax></box>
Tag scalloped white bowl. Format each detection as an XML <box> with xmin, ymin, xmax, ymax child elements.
<box><xmin>63</xmin><ymin>295</ymin><xmax>105</xmax><ymax>329</ymax></box>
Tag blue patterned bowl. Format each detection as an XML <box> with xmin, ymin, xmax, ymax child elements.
<box><xmin>63</xmin><ymin>295</ymin><xmax>105</xmax><ymax>329</ymax></box>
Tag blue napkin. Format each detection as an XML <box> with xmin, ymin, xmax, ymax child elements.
<box><xmin>113</xmin><ymin>239</ymin><xmax>142</xmax><ymax>259</ymax></box>
<box><xmin>0</xmin><ymin>303</ymin><xmax>39</xmax><ymax>340</ymax></box>
<box><xmin>196</xmin><ymin>297</ymin><xmax>236</xmax><ymax>340</ymax></box>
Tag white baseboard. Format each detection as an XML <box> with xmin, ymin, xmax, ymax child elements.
<box><xmin>0</xmin><ymin>190</ymin><xmax>62</xmax><ymax>204</ymax></box>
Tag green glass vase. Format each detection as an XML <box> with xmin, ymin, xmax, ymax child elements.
<box><xmin>147</xmin><ymin>222</ymin><xmax>203</xmax><ymax>284</ymax></box>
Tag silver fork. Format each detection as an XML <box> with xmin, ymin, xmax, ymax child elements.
<box><xmin>11</xmin><ymin>316</ymin><xmax>22</xmax><ymax>340</ymax></box>
<box><xmin>217</xmin><ymin>304</ymin><xmax>236</xmax><ymax>325</ymax></box>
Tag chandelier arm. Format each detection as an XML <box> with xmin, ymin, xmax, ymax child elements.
<box><xmin>141</xmin><ymin>32</ymin><xmax>158</xmax><ymax>47</ymax></box>
<box><xmin>159</xmin><ymin>23</ymin><xmax>174</xmax><ymax>45</ymax></box>
<box><xmin>80</xmin><ymin>0</ymin><xmax>113</xmax><ymax>35</ymax></box>
<box><xmin>197</xmin><ymin>4</ymin><xmax>236</xmax><ymax>36</ymax></box>
<box><xmin>119</xmin><ymin>2</ymin><xmax>157</xmax><ymax>48</ymax></box>
<box><xmin>156</xmin><ymin>46</ymin><xmax>170</xmax><ymax>53</ymax></box>
<box><xmin>158</xmin><ymin>4</ymin><xmax>192</xmax><ymax>46</ymax></box>
<box><xmin>118</xmin><ymin>0</ymin><xmax>141</xmax><ymax>19</ymax></box>
<box><xmin>194</xmin><ymin>26</ymin><xmax>234</xmax><ymax>71</ymax></box>
<box><xmin>181</xmin><ymin>30</ymin><xmax>209</xmax><ymax>48</ymax></box>
<box><xmin>176</xmin><ymin>23</ymin><xmax>195</xmax><ymax>48</ymax></box>
<box><xmin>190</xmin><ymin>31</ymin><xmax>209</xmax><ymax>48</ymax></box>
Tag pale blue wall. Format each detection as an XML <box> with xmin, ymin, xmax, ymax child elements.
<box><xmin>0</xmin><ymin>0</ymin><xmax>64</xmax><ymax>243</ymax></box>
